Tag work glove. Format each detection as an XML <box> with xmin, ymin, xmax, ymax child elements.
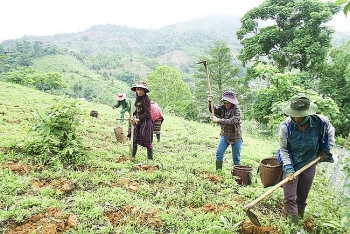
<box><xmin>210</xmin><ymin>116</ymin><xmax>222</xmax><ymax>123</ymax></box>
<box><xmin>286</xmin><ymin>172</ymin><xmax>295</xmax><ymax>181</ymax></box>
<box><xmin>284</xmin><ymin>165</ymin><xmax>296</xmax><ymax>181</ymax></box>
<box><xmin>208</xmin><ymin>95</ymin><xmax>213</xmax><ymax>103</ymax></box>
<box><xmin>318</xmin><ymin>151</ymin><xmax>335</xmax><ymax>163</ymax></box>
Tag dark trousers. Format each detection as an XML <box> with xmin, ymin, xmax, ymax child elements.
<box><xmin>282</xmin><ymin>164</ymin><xmax>316</xmax><ymax>214</ymax></box>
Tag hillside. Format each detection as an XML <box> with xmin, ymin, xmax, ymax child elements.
<box><xmin>4</xmin><ymin>15</ymin><xmax>244</xmax><ymax>77</ymax></box>
<box><xmin>0</xmin><ymin>15</ymin><xmax>247</xmax><ymax>103</ymax></box>
<box><xmin>2</xmin><ymin>14</ymin><xmax>349</xmax><ymax>89</ymax></box>
<box><xmin>0</xmin><ymin>82</ymin><xmax>347</xmax><ymax>233</ymax></box>
<box><xmin>31</xmin><ymin>54</ymin><xmax>132</xmax><ymax>104</ymax></box>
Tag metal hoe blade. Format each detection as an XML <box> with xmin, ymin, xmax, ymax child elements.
<box><xmin>243</xmin><ymin>156</ymin><xmax>321</xmax><ymax>226</ymax></box>
<box><xmin>246</xmin><ymin>209</ymin><xmax>261</xmax><ymax>226</ymax></box>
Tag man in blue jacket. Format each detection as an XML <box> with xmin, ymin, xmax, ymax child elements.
<box><xmin>278</xmin><ymin>93</ymin><xmax>335</xmax><ymax>225</ymax></box>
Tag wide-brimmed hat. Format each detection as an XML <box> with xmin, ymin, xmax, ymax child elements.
<box><xmin>131</xmin><ymin>81</ymin><xmax>150</xmax><ymax>93</ymax></box>
<box><xmin>282</xmin><ymin>93</ymin><xmax>317</xmax><ymax>117</ymax></box>
<box><xmin>220</xmin><ymin>91</ymin><xmax>238</xmax><ymax>105</ymax></box>
<box><xmin>116</xmin><ymin>93</ymin><xmax>126</xmax><ymax>101</ymax></box>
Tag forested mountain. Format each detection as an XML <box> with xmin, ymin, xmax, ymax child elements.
<box><xmin>2</xmin><ymin>15</ymin><xmax>242</xmax><ymax>77</ymax></box>
<box><xmin>2</xmin><ymin>14</ymin><xmax>349</xmax><ymax>79</ymax></box>
<box><xmin>0</xmin><ymin>14</ymin><xmax>246</xmax><ymax>104</ymax></box>
<box><xmin>1</xmin><ymin>14</ymin><xmax>350</xmax><ymax>120</ymax></box>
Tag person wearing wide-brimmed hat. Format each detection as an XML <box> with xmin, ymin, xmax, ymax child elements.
<box><xmin>113</xmin><ymin>93</ymin><xmax>131</xmax><ymax>123</ymax></box>
<box><xmin>278</xmin><ymin>93</ymin><xmax>335</xmax><ymax>226</ymax></box>
<box><xmin>130</xmin><ymin>81</ymin><xmax>153</xmax><ymax>160</ymax></box>
<box><xmin>208</xmin><ymin>90</ymin><xmax>243</xmax><ymax>171</ymax></box>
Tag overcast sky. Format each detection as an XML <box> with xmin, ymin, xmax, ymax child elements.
<box><xmin>1</xmin><ymin>0</ymin><xmax>349</xmax><ymax>43</ymax></box>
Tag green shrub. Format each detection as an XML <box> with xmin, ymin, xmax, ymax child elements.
<box><xmin>23</xmin><ymin>96</ymin><xmax>86</xmax><ymax>167</ymax></box>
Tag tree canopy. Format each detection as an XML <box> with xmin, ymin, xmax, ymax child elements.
<box><xmin>319</xmin><ymin>41</ymin><xmax>350</xmax><ymax>137</ymax></box>
<box><xmin>335</xmin><ymin>0</ymin><xmax>350</xmax><ymax>15</ymax></box>
<box><xmin>237</xmin><ymin>0</ymin><xmax>340</xmax><ymax>75</ymax></box>
<box><xmin>146</xmin><ymin>65</ymin><xmax>192</xmax><ymax>116</ymax></box>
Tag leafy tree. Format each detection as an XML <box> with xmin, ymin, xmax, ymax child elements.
<box><xmin>194</xmin><ymin>40</ymin><xmax>242</xmax><ymax>121</ymax></box>
<box><xmin>13</xmin><ymin>40</ymin><xmax>33</xmax><ymax>67</ymax></box>
<box><xmin>335</xmin><ymin>0</ymin><xmax>350</xmax><ymax>15</ymax></box>
<box><xmin>73</xmin><ymin>81</ymin><xmax>84</xmax><ymax>97</ymax></box>
<box><xmin>196</xmin><ymin>41</ymin><xmax>240</xmax><ymax>96</ymax></box>
<box><xmin>246</xmin><ymin>63</ymin><xmax>339</xmax><ymax>130</ymax></box>
<box><xmin>83</xmin><ymin>86</ymin><xmax>97</xmax><ymax>100</ymax></box>
<box><xmin>237</xmin><ymin>0</ymin><xmax>340</xmax><ymax>76</ymax></box>
<box><xmin>319</xmin><ymin>41</ymin><xmax>350</xmax><ymax>138</ymax></box>
<box><xmin>146</xmin><ymin>65</ymin><xmax>192</xmax><ymax>117</ymax></box>
<box><xmin>116</xmin><ymin>70</ymin><xmax>140</xmax><ymax>87</ymax></box>
<box><xmin>33</xmin><ymin>41</ymin><xmax>44</xmax><ymax>57</ymax></box>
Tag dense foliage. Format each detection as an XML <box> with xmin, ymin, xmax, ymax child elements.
<box><xmin>244</xmin><ymin>63</ymin><xmax>340</xmax><ymax>130</ymax></box>
<box><xmin>235</xmin><ymin>0</ymin><xmax>350</xmax><ymax>147</ymax></box>
<box><xmin>318</xmin><ymin>41</ymin><xmax>350</xmax><ymax>138</ymax></box>
<box><xmin>237</xmin><ymin>0</ymin><xmax>340</xmax><ymax>75</ymax></box>
<box><xmin>146</xmin><ymin>65</ymin><xmax>192</xmax><ymax>117</ymax></box>
<box><xmin>1</xmin><ymin>66</ymin><xmax>67</xmax><ymax>91</ymax></box>
<box><xmin>23</xmin><ymin>96</ymin><xmax>86</xmax><ymax>167</ymax></box>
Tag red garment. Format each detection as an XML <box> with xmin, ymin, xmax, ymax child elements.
<box><xmin>150</xmin><ymin>101</ymin><xmax>163</xmax><ymax>122</ymax></box>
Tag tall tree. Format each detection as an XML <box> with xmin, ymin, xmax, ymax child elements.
<box><xmin>194</xmin><ymin>40</ymin><xmax>242</xmax><ymax>120</ymax></box>
<box><xmin>146</xmin><ymin>65</ymin><xmax>192</xmax><ymax>116</ymax></box>
<box><xmin>197</xmin><ymin>41</ymin><xmax>240</xmax><ymax>96</ymax></box>
<box><xmin>237</xmin><ymin>0</ymin><xmax>340</xmax><ymax>75</ymax></box>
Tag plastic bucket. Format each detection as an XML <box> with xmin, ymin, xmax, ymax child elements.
<box><xmin>259</xmin><ymin>157</ymin><xmax>282</xmax><ymax>188</ymax></box>
<box><xmin>231</xmin><ymin>165</ymin><xmax>253</xmax><ymax>186</ymax></box>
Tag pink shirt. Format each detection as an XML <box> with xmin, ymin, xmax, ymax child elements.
<box><xmin>150</xmin><ymin>101</ymin><xmax>163</xmax><ymax>121</ymax></box>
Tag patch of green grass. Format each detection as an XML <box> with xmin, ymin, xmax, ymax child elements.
<box><xmin>0</xmin><ymin>81</ymin><xmax>347</xmax><ymax>233</ymax></box>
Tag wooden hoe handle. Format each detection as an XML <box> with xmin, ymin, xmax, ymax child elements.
<box><xmin>244</xmin><ymin>156</ymin><xmax>322</xmax><ymax>211</ymax></box>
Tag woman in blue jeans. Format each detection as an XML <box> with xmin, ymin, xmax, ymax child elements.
<box><xmin>208</xmin><ymin>91</ymin><xmax>243</xmax><ymax>170</ymax></box>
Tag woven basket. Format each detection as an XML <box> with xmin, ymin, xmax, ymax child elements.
<box><xmin>114</xmin><ymin>127</ymin><xmax>125</xmax><ymax>143</ymax></box>
<box><xmin>259</xmin><ymin>157</ymin><xmax>282</xmax><ymax>188</ymax></box>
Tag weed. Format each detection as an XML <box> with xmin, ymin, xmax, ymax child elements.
<box><xmin>22</xmin><ymin>96</ymin><xmax>86</xmax><ymax>167</ymax></box>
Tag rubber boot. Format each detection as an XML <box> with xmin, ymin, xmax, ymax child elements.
<box><xmin>156</xmin><ymin>134</ymin><xmax>160</xmax><ymax>142</ymax></box>
<box><xmin>147</xmin><ymin>148</ymin><xmax>153</xmax><ymax>160</ymax></box>
<box><xmin>287</xmin><ymin>214</ymin><xmax>299</xmax><ymax>225</ymax></box>
<box><xmin>298</xmin><ymin>207</ymin><xmax>305</xmax><ymax>219</ymax></box>
<box><xmin>216</xmin><ymin>161</ymin><xmax>223</xmax><ymax>170</ymax></box>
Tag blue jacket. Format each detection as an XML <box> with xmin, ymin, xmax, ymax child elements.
<box><xmin>277</xmin><ymin>114</ymin><xmax>335</xmax><ymax>171</ymax></box>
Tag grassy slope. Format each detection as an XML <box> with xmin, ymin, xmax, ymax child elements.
<box><xmin>31</xmin><ymin>54</ymin><xmax>133</xmax><ymax>104</ymax></box>
<box><xmin>0</xmin><ymin>82</ymin><xmax>345</xmax><ymax>233</ymax></box>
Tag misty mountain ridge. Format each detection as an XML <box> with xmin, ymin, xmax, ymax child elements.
<box><xmin>2</xmin><ymin>14</ymin><xmax>349</xmax><ymax>80</ymax></box>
